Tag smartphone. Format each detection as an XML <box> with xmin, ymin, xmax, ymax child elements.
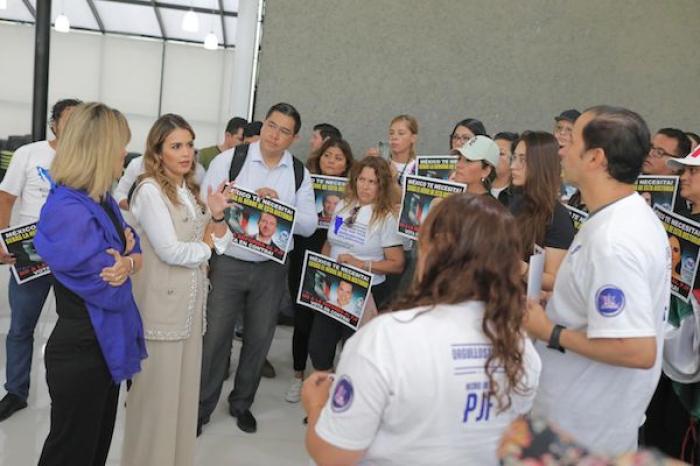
<box><xmin>377</xmin><ymin>141</ymin><xmax>391</xmax><ymax>160</ymax></box>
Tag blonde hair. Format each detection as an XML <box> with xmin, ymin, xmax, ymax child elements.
<box><xmin>51</xmin><ymin>102</ymin><xmax>130</xmax><ymax>201</ymax></box>
<box><xmin>390</xmin><ymin>114</ymin><xmax>419</xmax><ymax>161</ymax></box>
<box><xmin>135</xmin><ymin>114</ymin><xmax>203</xmax><ymax>209</ymax></box>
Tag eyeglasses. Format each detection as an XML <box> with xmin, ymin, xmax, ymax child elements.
<box><xmin>265</xmin><ymin>120</ymin><xmax>293</xmax><ymax>137</ymax></box>
<box><xmin>344</xmin><ymin>206</ymin><xmax>361</xmax><ymax>227</ymax></box>
<box><xmin>649</xmin><ymin>146</ymin><xmax>676</xmax><ymax>159</ymax></box>
<box><xmin>509</xmin><ymin>154</ymin><xmax>526</xmax><ymax>167</ymax></box>
<box><xmin>450</xmin><ymin>134</ymin><xmax>473</xmax><ymax>145</ymax></box>
<box><xmin>554</xmin><ymin>124</ymin><xmax>573</xmax><ymax>135</ymax></box>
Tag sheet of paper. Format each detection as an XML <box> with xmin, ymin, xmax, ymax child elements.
<box><xmin>527</xmin><ymin>245</ymin><xmax>545</xmax><ymax>300</ymax></box>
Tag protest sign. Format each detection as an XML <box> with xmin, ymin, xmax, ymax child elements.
<box><xmin>0</xmin><ymin>222</ymin><xmax>50</xmax><ymax>284</ymax></box>
<box><xmin>655</xmin><ymin>206</ymin><xmax>700</xmax><ymax>302</ymax></box>
<box><xmin>635</xmin><ymin>175</ymin><xmax>679</xmax><ymax>211</ymax></box>
<box><xmin>398</xmin><ymin>175</ymin><xmax>465</xmax><ymax>240</ymax></box>
<box><xmin>564</xmin><ymin>205</ymin><xmax>588</xmax><ymax>233</ymax></box>
<box><xmin>226</xmin><ymin>186</ymin><xmax>296</xmax><ymax>264</ymax></box>
<box><xmin>415</xmin><ymin>155</ymin><xmax>459</xmax><ymax>180</ymax></box>
<box><xmin>311</xmin><ymin>175</ymin><xmax>347</xmax><ymax>229</ymax></box>
<box><xmin>297</xmin><ymin>251</ymin><xmax>373</xmax><ymax>330</ymax></box>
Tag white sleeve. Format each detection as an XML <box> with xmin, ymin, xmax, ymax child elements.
<box><xmin>585</xmin><ymin>244</ymin><xmax>657</xmax><ymax>339</ymax></box>
<box><xmin>380</xmin><ymin>213</ymin><xmax>404</xmax><ymax>248</ymax></box>
<box><xmin>199</xmin><ymin>155</ymin><xmax>229</xmax><ymax>205</ymax></box>
<box><xmin>315</xmin><ymin>350</ymin><xmax>389</xmax><ymax>451</ymax></box>
<box><xmin>0</xmin><ymin>145</ymin><xmax>29</xmax><ymax>196</ymax></box>
<box><xmin>292</xmin><ymin>168</ymin><xmax>319</xmax><ymax>237</ymax></box>
<box><xmin>114</xmin><ymin>157</ymin><xmax>143</xmax><ymax>204</ymax></box>
<box><xmin>195</xmin><ymin>163</ymin><xmax>206</xmax><ymax>185</ymax></box>
<box><xmin>131</xmin><ymin>183</ymin><xmax>211</xmax><ymax>268</ymax></box>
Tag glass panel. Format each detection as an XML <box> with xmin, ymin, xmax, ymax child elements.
<box><xmin>94</xmin><ymin>0</ymin><xmax>162</xmax><ymax>37</ymax></box>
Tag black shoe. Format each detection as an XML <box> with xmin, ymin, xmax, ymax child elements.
<box><xmin>233</xmin><ymin>409</ymin><xmax>257</xmax><ymax>433</ymax></box>
<box><xmin>261</xmin><ymin>359</ymin><xmax>276</xmax><ymax>379</ymax></box>
<box><xmin>0</xmin><ymin>393</ymin><xmax>27</xmax><ymax>422</ymax></box>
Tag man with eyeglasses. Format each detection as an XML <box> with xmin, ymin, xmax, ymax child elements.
<box><xmin>553</xmin><ymin>109</ymin><xmax>581</xmax><ymax>149</ymax></box>
<box><xmin>642</xmin><ymin>128</ymin><xmax>692</xmax><ymax>176</ymax></box>
<box><xmin>642</xmin><ymin>128</ymin><xmax>692</xmax><ymax>216</ymax></box>
<box><xmin>198</xmin><ymin>102</ymin><xmax>318</xmax><ymax>435</ymax></box>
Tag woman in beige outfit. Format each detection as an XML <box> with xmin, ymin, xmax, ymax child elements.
<box><xmin>122</xmin><ymin>114</ymin><xmax>231</xmax><ymax>466</ymax></box>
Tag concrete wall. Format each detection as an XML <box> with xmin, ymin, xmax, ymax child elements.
<box><xmin>255</xmin><ymin>0</ymin><xmax>700</xmax><ymax>159</ymax></box>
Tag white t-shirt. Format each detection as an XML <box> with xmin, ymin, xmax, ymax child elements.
<box><xmin>113</xmin><ymin>155</ymin><xmax>206</xmax><ymax>204</ymax></box>
<box><xmin>315</xmin><ymin>302</ymin><xmax>541</xmax><ymax>466</ymax></box>
<box><xmin>327</xmin><ymin>200</ymin><xmax>403</xmax><ymax>285</ymax></box>
<box><xmin>0</xmin><ymin>140</ymin><xmax>54</xmax><ymax>225</ymax></box>
<box><xmin>533</xmin><ymin>193</ymin><xmax>670</xmax><ymax>456</ymax></box>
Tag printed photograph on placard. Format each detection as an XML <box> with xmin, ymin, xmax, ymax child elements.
<box><xmin>311</xmin><ymin>175</ymin><xmax>348</xmax><ymax>229</ymax></box>
<box><xmin>0</xmin><ymin>222</ymin><xmax>51</xmax><ymax>284</ymax></box>
<box><xmin>297</xmin><ymin>251</ymin><xmax>373</xmax><ymax>331</ymax></box>
<box><xmin>654</xmin><ymin>206</ymin><xmax>700</xmax><ymax>302</ymax></box>
<box><xmin>564</xmin><ymin>205</ymin><xmax>589</xmax><ymax>233</ymax></box>
<box><xmin>398</xmin><ymin>175</ymin><xmax>465</xmax><ymax>240</ymax></box>
<box><xmin>634</xmin><ymin>175</ymin><xmax>679</xmax><ymax>211</ymax></box>
<box><xmin>415</xmin><ymin>155</ymin><xmax>459</xmax><ymax>180</ymax></box>
<box><xmin>225</xmin><ymin>186</ymin><xmax>297</xmax><ymax>264</ymax></box>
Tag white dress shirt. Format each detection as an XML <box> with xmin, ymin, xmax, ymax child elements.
<box><xmin>200</xmin><ymin>141</ymin><xmax>318</xmax><ymax>262</ymax></box>
<box><xmin>130</xmin><ymin>182</ymin><xmax>229</xmax><ymax>268</ymax></box>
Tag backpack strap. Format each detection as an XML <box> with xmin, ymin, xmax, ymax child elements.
<box><xmin>228</xmin><ymin>143</ymin><xmax>250</xmax><ymax>183</ymax></box>
<box><xmin>292</xmin><ymin>156</ymin><xmax>304</xmax><ymax>192</ymax></box>
<box><xmin>229</xmin><ymin>143</ymin><xmax>305</xmax><ymax>193</ymax></box>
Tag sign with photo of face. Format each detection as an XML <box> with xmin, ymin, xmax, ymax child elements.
<box><xmin>225</xmin><ymin>186</ymin><xmax>297</xmax><ymax>264</ymax></box>
<box><xmin>311</xmin><ymin>175</ymin><xmax>347</xmax><ymax>229</ymax></box>
<box><xmin>415</xmin><ymin>155</ymin><xmax>459</xmax><ymax>180</ymax></box>
<box><xmin>0</xmin><ymin>222</ymin><xmax>51</xmax><ymax>284</ymax></box>
<box><xmin>654</xmin><ymin>206</ymin><xmax>700</xmax><ymax>302</ymax></box>
<box><xmin>297</xmin><ymin>251</ymin><xmax>373</xmax><ymax>330</ymax></box>
<box><xmin>398</xmin><ymin>175</ymin><xmax>465</xmax><ymax>240</ymax></box>
<box><xmin>635</xmin><ymin>175</ymin><xmax>679</xmax><ymax>212</ymax></box>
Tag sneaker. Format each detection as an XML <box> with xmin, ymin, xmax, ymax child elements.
<box><xmin>285</xmin><ymin>377</ymin><xmax>303</xmax><ymax>403</ymax></box>
<box><xmin>0</xmin><ymin>393</ymin><xmax>28</xmax><ymax>422</ymax></box>
<box><xmin>261</xmin><ymin>359</ymin><xmax>276</xmax><ymax>379</ymax></box>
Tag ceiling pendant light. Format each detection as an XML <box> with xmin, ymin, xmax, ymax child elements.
<box><xmin>55</xmin><ymin>14</ymin><xmax>71</xmax><ymax>33</ymax></box>
<box><xmin>182</xmin><ymin>10</ymin><xmax>199</xmax><ymax>32</ymax></box>
<box><xmin>0</xmin><ymin>0</ymin><xmax>7</xmax><ymax>11</ymax></box>
<box><xmin>203</xmin><ymin>32</ymin><xmax>218</xmax><ymax>50</ymax></box>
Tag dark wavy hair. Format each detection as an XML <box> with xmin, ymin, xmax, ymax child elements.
<box><xmin>306</xmin><ymin>137</ymin><xmax>354</xmax><ymax>176</ymax></box>
<box><xmin>392</xmin><ymin>193</ymin><xmax>529</xmax><ymax>411</ymax></box>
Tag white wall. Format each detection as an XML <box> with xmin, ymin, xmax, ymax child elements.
<box><xmin>0</xmin><ymin>22</ymin><xmax>238</xmax><ymax>153</ymax></box>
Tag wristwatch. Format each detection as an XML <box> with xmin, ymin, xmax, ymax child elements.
<box><xmin>547</xmin><ymin>324</ymin><xmax>566</xmax><ymax>353</ymax></box>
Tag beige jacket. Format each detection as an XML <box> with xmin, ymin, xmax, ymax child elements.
<box><xmin>129</xmin><ymin>179</ymin><xmax>209</xmax><ymax>341</ymax></box>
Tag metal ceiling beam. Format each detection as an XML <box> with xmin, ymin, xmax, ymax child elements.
<box><xmin>0</xmin><ymin>19</ymin><xmax>236</xmax><ymax>49</ymax></box>
<box><xmin>86</xmin><ymin>0</ymin><xmax>106</xmax><ymax>33</ymax></box>
<box><xmin>151</xmin><ymin>0</ymin><xmax>167</xmax><ymax>39</ymax></box>
<box><xmin>102</xmin><ymin>0</ymin><xmax>237</xmax><ymax>17</ymax></box>
<box><xmin>21</xmin><ymin>0</ymin><xmax>36</xmax><ymax>18</ymax></box>
<box><xmin>218</xmin><ymin>0</ymin><xmax>227</xmax><ymax>45</ymax></box>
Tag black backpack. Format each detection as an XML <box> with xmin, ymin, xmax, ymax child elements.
<box><xmin>229</xmin><ymin>143</ymin><xmax>304</xmax><ymax>192</ymax></box>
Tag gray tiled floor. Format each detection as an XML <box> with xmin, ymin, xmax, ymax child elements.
<box><xmin>0</xmin><ymin>267</ymin><xmax>310</xmax><ymax>465</ymax></box>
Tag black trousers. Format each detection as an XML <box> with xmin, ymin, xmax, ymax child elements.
<box><xmin>308</xmin><ymin>281</ymin><xmax>389</xmax><ymax>371</ymax></box>
<box><xmin>287</xmin><ymin>231</ymin><xmax>327</xmax><ymax>373</ymax></box>
<box><xmin>38</xmin><ymin>318</ymin><xmax>119</xmax><ymax>466</ymax></box>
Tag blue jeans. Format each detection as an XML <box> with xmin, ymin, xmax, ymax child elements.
<box><xmin>5</xmin><ymin>274</ymin><xmax>52</xmax><ymax>400</ymax></box>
